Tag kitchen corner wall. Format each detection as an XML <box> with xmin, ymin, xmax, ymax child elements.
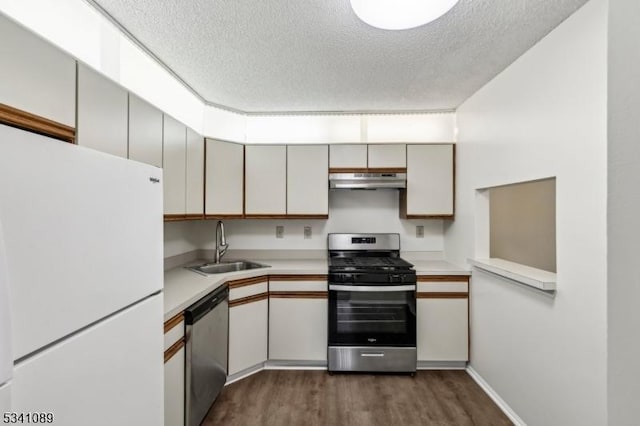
<box><xmin>164</xmin><ymin>190</ymin><xmax>444</xmax><ymax>257</ymax></box>
<box><xmin>607</xmin><ymin>0</ymin><xmax>640</xmax><ymax>424</ymax></box>
<box><xmin>445</xmin><ymin>0</ymin><xmax>608</xmax><ymax>425</ymax></box>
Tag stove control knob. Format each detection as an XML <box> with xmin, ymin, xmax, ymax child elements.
<box><xmin>389</xmin><ymin>274</ymin><xmax>402</xmax><ymax>283</ymax></box>
<box><xmin>342</xmin><ymin>274</ymin><xmax>354</xmax><ymax>283</ymax></box>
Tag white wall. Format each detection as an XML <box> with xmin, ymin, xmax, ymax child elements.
<box><xmin>607</xmin><ymin>0</ymin><xmax>640</xmax><ymax>424</ymax></box>
<box><xmin>244</xmin><ymin>112</ymin><xmax>455</xmax><ymax>144</ymax></box>
<box><xmin>184</xmin><ymin>190</ymin><xmax>443</xmax><ymax>253</ymax></box>
<box><xmin>164</xmin><ymin>222</ymin><xmax>200</xmax><ymax>259</ymax></box>
<box><xmin>445</xmin><ymin>0</ymin><xmax>608</xmax><ymax>424</ymax></box>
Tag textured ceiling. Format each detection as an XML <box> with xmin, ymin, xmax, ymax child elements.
<box><xmin>90</xmin><ymin>0</ymin><xmax>589</xmax><ymax>113</ymax></box>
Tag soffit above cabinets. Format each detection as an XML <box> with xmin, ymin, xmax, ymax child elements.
<box><xmin>88</xmin><ymin>0</ymin><xmax>588</xmax><ymax>114</ymax></box>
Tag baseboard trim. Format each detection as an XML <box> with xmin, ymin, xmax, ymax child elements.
<box><xmin>226</xmin><ymin>362</ymin><xmax>266</xmax><ymax>385</ymax></box>
<box><xmin>418</xmin><ymin>361</ymin><xmax>466</xmax><ymax>370</ymax></box>
<box><xmin>265</xmin><ymin>360</ymin><xmax>327</xmax><ymax>369</ymax></box>
<box><xmin>466</xmin><ymin>366</ymin><xmax>526</xmax><ymax>426</ymax></box>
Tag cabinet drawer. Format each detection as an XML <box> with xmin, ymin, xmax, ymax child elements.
<box><xmin>417</xmin><ymin>276</ymin><xmax>469</xmax><ymax>295</ymax></box>
<box><xmin>417</xmin><ymin>282</ymin><xmax>468</xmax><ymax>293</ymax></box>
<box><xmin>228</xmin><ymin>276</ymin><xmax>269</xmax><ymax>301</ymax></box>
<box><xmin>269</xmin><ymin>275</ymin><xmax>328</xmax><ymax>292</ymax></box>
<box><xmin>163</xmin><ymin>314</ymin><xmax>184</xmax><ymax>351</ymax></box>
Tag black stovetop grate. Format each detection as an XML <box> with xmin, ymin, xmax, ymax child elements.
<box><xmin>329</xmin><ymin>256</ymin><xmax>414</xmax><ymax>269</ymax></box>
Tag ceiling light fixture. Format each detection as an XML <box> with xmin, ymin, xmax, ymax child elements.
<box><xmin>350</xmin><ymin>0</ymin><xmax>460</xmax><ymax>30</ymax></box>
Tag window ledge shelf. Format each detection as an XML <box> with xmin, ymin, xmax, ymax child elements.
<box><xmin>468</xmin><ymin>258</ymin><xmax>556</xmax><ymax>292</ymax></box>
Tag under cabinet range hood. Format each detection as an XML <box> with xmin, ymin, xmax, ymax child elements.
<box><xmin>329</xmin><ymin>172</ymin><xmax>407</xmax><ymax>189</ymax></box>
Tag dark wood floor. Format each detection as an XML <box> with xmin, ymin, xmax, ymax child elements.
<box><xmin>202</xmin><ymin>370</ymin><xmax>512</xmax><ymax>426</ymax></box>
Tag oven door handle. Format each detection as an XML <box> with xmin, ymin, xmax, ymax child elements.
<box><xmin>329</xmin><ymin>285</ymin><xmax>416</xmax><ymax>292</ymax></box>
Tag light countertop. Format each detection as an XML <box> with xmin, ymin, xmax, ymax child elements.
<box><xmin>163</xmin><ymin>257</ymin><xmax>468</xmax><ymax>320</ymax></box>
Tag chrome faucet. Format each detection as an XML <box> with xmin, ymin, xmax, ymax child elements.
<box><xmin>214</xmin><ymin>221</ymin><xmax>229</xmax><ymax>263</ymax></box>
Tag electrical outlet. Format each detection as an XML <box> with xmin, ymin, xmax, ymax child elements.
<box><xmin>276</xmin><ymin>226</ymin><xmax>284</xmax><ymax>239</ymax></box>
<box><xmin>416</xmin><ymin>225</ymin><xmax>425</xmax><ymax>238</ymax></box>
<box><xmin>304</xmin><ymin>226</ymin><xmax>312</xmax><ymax>239</ymax></box>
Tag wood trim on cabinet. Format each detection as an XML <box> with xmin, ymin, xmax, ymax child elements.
<box><xmin>269</xmin><ymin>291</ymin><xmax>328</xmax><ymax>299</ymax></box>
<box><xmin>163</xmin><ymin>313</ymin><xmax>184</xmax><ymax>334</ymax></box>
<box><xmin>329</xmin><ymin>167</ymin><xmax>369</xmax><ymax>174</ymax></box>
<box><xmin>417</xmin><ymin>275</ymin><xmax>470</xmax><ymax>282</ymax></box>
<box><xmin>164</xmin><ymin>214</ymin><xmax>186</xmax><ymax>222</ymax></box>
<box><xmin>283</xmin><ymin>214</ymin><xmax>329</xmax><ymax>219</ymax></box>
<box><xmin>205</xmin><ymin>214</ymin><xmax>245</xmax><ymax>220</ymax></box>
<box><xmin>229</xmin><ymin>292</ymin><xmax>269</xmax><ymax>307</ymax></box>
<box><xmin>269</xmin><ymin>274</ymin><xmax>328</xmax><ymax>282</ymax></box>
<box><xmin>227</xmin><ymin>275</ymin><xmax>269</xmax><ymax>289</ymax></box>
<box><xmin>367</xmin><ymin>167</ymin><xmax>407</xmax><ymax>174</ymax></box>
<box><xmin>184</xmin><ymin>214</ymin><xmax>205</xmax><ymax>220</ymax></box>
<box><xmin>329</xmin><ymin>167</ymin><xmax>406</xmax><ymax>174</ymax></box>
<box><xmin>164</xmin><ymin>338</ymin><xmax>185</xmax><ymax>363</ymax></box>
<box><xmin>243</xmin><ymin>214</ymin><xmax>289</xmax><ymax>219</ymax></box>
<box><xmin>0</xmin><ymin>103</ymin><xmax>75</xmax><ymax>143</ymax></box>
<box><xmin>243</xmin><ymin>214</ymin><xmax>328</xmax><ymax>219</ymax></box>
<box><xmin>399</xmin><ymin>189</ymin><xmax>408</xmax><ymax>219</ymax></box>
<box><xmin>404</xmin><ymin>214</ymin><xmax>455</xmax><ymax>220</ymax></box>
<box><xmin>417</xmin><ymin>292</ymin><xmax>468</xmax><ymax>299</ymax></box>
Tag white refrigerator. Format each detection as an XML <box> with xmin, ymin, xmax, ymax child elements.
<box><xmin>0</xmin><ymin>124</ymin><xmax>164</xmax><ymax>425</ymax></box>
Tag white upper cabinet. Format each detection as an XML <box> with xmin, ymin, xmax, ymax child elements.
<box><xmin>287</xmin><ymin>145</ymin><xmax>328</xmax><ymax>216</ymax></box>
<box><xmin>368</xmin><ymin>144</ymin><xmax>406</xmax><ymax>169</ymax></box>
<box><xmin>77</xmin><ymin>64</ymin><xmax>128</xmax><ymax>158</ymax></box>
<box><xmin>245</xmin><ymin>145</ymin><xmax>287</xmax><ymax>216</ymax></box>
<box><xmin>128</xmin><ymin>94</ymin><xmax>163</xmax><ymax>168</ymax></box>
<box><xmin>185</xmin><ymin>128</ymin><xmax>204</xmax><ymax>215</ymax></box>
<box><xmin>404</xmin><ymin>144</ymin><xmax>454</xmax><ymax>217</ymax></box>
<box><xmin>205</xmin><ymin>139</ymin><xmax>244</xmax><ymax>216</ymax></box>
<box><xmin>329</xmin><ymin>144</ymin><xmax>367</xmax><ymax>169</ymax></box>
<box><xmin>0</xmin><ymin>15</ymin><xmax>76</xmax><ymax>127</ymax></box>
<box><xmin>163</xmin><ymin>115</ymin><xmax>186</xmax><ymax>215</ymax></box>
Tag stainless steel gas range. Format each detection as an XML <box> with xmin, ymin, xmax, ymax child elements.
<box><xmin>327</xmin><ymin>233</ymin><xmax>417</xmax><ymax>373</ymax></box>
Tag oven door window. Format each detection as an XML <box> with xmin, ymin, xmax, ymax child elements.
<box><xmin>329</xmin><ymin>289</ymin><xmax>416</xmax><ymax>346</ymax></box>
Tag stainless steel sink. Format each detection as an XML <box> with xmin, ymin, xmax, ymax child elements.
<box><xmin>186</xmin><ymin>260</ymin><xmax>270</xmax><ymax>276</ymax></box>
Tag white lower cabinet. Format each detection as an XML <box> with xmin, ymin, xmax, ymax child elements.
<box><xmin>417</xmin><ymin>298</ymin><xmax>468</xmax><ymax>361</ymax></box>
<box><xmin>269</xmin><ymin>297</ymin><xmax>327</xmax><ymax>361</ymax></box>
<box><xmin>228</xmin><ymin>277</ymin><xmax>269</xmax><ymax>376</ymax></box>
<box><xmin>416</xmin><ymin>277</ymin><xmax>469</xmax><ymax>362</ymax></box>
<box><xmin>163</xmin><ymin>314</ymin><xmax>185</xmax><ymax>426</ymax></box>
<box><xmin>164</xmin><ymin>346</ymin><xmax>185</xmax><ymax>426</ymax></box>
<box><xmin>268</xmin><ymin>276</ymin><xmax>328</xmax><ymax>362</ymax></box>
<box><xmin>228</xmin><ymin>299</ymin><xmax>268</xmax><ymax>375</ymax></box>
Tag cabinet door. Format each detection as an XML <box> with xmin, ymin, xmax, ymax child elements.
<box><xmin>164</xmin><ymin>346</ymin><xmax>185</xmax><ymax>426</ymax></box>
<box><xmin>329</xmin><ymin>144</ymin><xmax>367</xmax><ymax>169</ymax></box>
<box><xmin>245</xmin><ymin>145</ymin><xmax>286</xmax><ymax>216</ymax></box>
<box><xmin>269</xmin><ymin>297</ymin><xmax>327</xmax><ymax>361</ymax></box>
<box><xmin>417</xmin><ymin>298</ymin><xmax>468</xmax><ymax>361</ymax></box>
<box><xmin>287</xmin><ymin>145</ymin><xmax>328</xmax><ymax>216</ymax></box>
<box><xmin>163</xmin><ymin>115</ymin><xmax>187</xmax><ymax>215</ymax></box>
<box><xmin>0</xmin><ymin>14</ymin><xmax>76</xmax><ymax>127</ymax></box>
<box><xmin>205</xmin><ymin>139</ymin><xmax>244</xmax><ymax>216</ymax></box>
<box><xmin>128</xmin><ymin>94</ymin><xmax>163</xmax><ymax>168</ymax></box>
<box><xmin>228</xmin><ymin>299</ymin><xmax>268</xmax><ymax>375</ymax></box>
<box><xmin>185</xmin><ymin>128</ymin><xmax>204</xmax><ymax>215</ymax></box>
<box><xmin>404</xmin><ymin>144</ymin><xmax>454</xmax><ymax>217</ymax></box>
<box><xmin>77</xmin><ymin>64</ymin><xmax>128</xmax><ymax>158</ymax></box>
<box><xmin>368</xmin><ymin>144</ymin><xmax>406</xmax><ymax>169</ymax></box>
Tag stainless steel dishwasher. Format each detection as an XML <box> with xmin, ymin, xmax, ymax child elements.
<box><xmin>184</xmin><ymin>284</ymin><xmax>228</xmax><ymax>426</ymax></box>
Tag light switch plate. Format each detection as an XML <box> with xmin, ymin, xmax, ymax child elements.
<box><xmin>276</xmin><ymin>226</ymin><xmax>284</xmax><ymax>239</ymax></box>
<box><xmin>416</xmin><ymin>225</ymin><xmax>425</xmax><ymax>238</ymax></box>
<box><xmin>304</xmin><ymin>226</ymin><xmax>312</xmax><ymax>239</ymax></box>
